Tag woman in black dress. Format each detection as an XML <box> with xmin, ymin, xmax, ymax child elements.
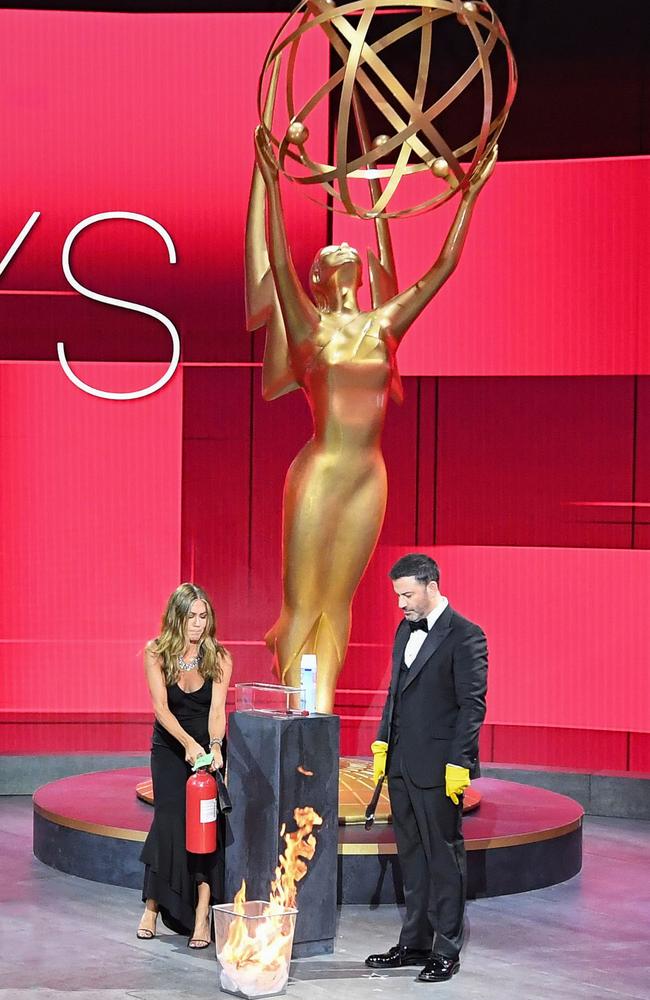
<box><xmin>137</xmin><ymin>583</ymin><xmax>232</xmax><ymax>947</ymax></box>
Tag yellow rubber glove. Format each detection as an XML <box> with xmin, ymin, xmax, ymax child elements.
<box><xmin>371</xmin><ymin>740</ymin><xmax>388</xmax><ymax>785</ymax></box>
<box><xmin>445</xmin><ymin>764</ymin><xmax>470</xmax><ymax>805</ymax></box>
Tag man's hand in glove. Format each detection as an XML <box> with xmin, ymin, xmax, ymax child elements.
<box><xmin>371</xmin><ymin>740</ymin><xmax>388</xmax><ymax>785</ymax></box>
<box><xmin>445</xmin><ymin>763</ymin><xmax>470</xmax><ymax>805</ymax></box>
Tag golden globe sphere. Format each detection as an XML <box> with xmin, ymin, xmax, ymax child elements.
<box><xmin>432</xmin><ymin>157</ymin><xmax>450</xmax><ymax>178</ymax></box>
<box><xmin>259</xmin><ymin>0</ymin><xmax>517</xmax><ymax>219</ymax></box>
<box><xmin>286</xmin><ymin>121</ymin><xmax>310</xmax><ymax>146</ymax></box>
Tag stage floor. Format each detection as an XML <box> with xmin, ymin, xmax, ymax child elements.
<box><xmin>6</xmin><ymin>796</ymin><xmax>650</xmax><ymax>1000</ymax></box>
<box><xmin>33</xmin><ymin>766</ymin><xmax>583</xmax><ymax>900</ymax></box>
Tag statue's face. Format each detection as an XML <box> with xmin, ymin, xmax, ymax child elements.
<box><xmin>318</xmin><ymin>242</ymin><xmax>360</xmax><ymax>268</ymax></box>
<box><xmin>313</xmin><ymin>243</ymin><xmax>362</xmax><ymax>301</ymax></box>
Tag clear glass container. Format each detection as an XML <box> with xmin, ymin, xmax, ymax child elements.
<box><xmin>234</xmin><ymin>683</ymin><xmax>304</xmax><ymax>716</ymax></box>
<box><xmin>213</xmin><ymin>900</ymin><xmax>298</xmax><ymax>998</ymax></box>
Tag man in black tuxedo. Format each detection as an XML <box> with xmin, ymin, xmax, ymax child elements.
<box><xmin>365</xmin><ymin>553</ymin><xmax>488</xmax><ymax>983</ymax></box>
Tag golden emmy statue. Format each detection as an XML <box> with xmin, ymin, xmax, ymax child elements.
<box><xmin>246</xmin><ymin>0</ymin><xmax>516</xmax><ymax>712</ymax></box>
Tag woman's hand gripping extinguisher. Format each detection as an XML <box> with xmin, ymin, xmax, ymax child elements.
<box><xmin>186</xmin><ymin>752</ymin><xmax>218</xmax><ymax>854</ymax></box>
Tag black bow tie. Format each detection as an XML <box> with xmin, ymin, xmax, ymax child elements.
<box><xmin>408</xmin><ymin>619</ymin><xmax>429</xmax><ymax>633</ymax></box>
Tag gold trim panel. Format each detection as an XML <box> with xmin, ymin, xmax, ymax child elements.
<box><xmin>338</xmin><ymin>818</ymin><xmax>583</xmax><ymax>854</ymax></box>
<box><xmin>34</xmin><ymin>802</ymin><xmax>581</xmax><ymax>853</ymax></box>
<box><xmin>33</xmin><ymin>802</ymin><xmax>148</xmax><ymax>843</ymax></box>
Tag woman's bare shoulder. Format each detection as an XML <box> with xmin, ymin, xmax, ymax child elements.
<box><xmin>144</xmin><ymin>639</ymin><xmax>162</xmax><ymax>662</ymax></box>
<box><xmin>217</xmin><ymin>647</ymin><xmax>233</xmax><ymax>672</ymax></box>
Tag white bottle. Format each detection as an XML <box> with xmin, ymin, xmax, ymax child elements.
<box><xmin>300</xmin><ymin>654</ymin><xmax>318</xmax><ymax>714</ymax></box>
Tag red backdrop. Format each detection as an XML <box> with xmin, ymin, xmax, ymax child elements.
<box><xmin>1</xmin><ymin>9</ymin><xmax>649</xmax><ymax>771</ymax></box>
<box><xmin>335</xmin><ymin>156</ymin><xmax>650</xmax><ymax>375</ymax></box>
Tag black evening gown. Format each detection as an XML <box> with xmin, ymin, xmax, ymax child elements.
<box><xmin>140</xmin><ymin>679</ymin><xmax>224</xmax><ymax>935</ymax></box>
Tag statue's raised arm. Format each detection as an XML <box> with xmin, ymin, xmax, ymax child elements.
<box><xmin>378</xmin><ymin>146</ymin><xmax>498</xmax><ymax>342</ymax></box>
<box><xmin>245</xmin><ymin>65</ymin><xmax>302</xmax><ymax>401</ymax></box>
<box><xmin>254</xmin><ymin>127</ymin><xmax>320</xmax><ymax>347</ymax></box>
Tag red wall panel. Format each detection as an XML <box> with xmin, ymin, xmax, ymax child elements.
<box><xmin>0</xmin><ymin>361</ymin><xmax>182</xmax><ymax>712</ymax></box>
<box><xmin>377</xmin><ymin>378</ymin><xmax>420</xmax><ymax>545</ymax></box>
<box><xmin>340</xmin><ymin>717</ymin><xmax>379</xmax><ymax>758</ymax></box>
<box><xmin>334</xmin><ymin>157</ymin><xmax>650</xmax><ymax>376</ymax></box>
<box><xmin>415</xmin><ymin>378</ymin><xmax>438</xmax><ymax>545</ymax></box>
<box><xmin>629</xmin><ymin>733</ymin><xmax>650</xmax><ymax>773</ymax></box>
<box><xmin>219</xmin><ymin>643</ymin><xmax>274</xmax><ymax>690</ymax></box>
<box><xmin>492</xmin><ymin>726</ymin><xmax>628</xmax><ymax>771</ymax></box>
<box><xmin>478</xmin><ymin>725</ymin><xmax>494</xmax><ymax>764</ymax></box>
<box><xmin>338</xmin><ymin>711</ymin><xmax>493</xmax><ymax>763</ymax></box>
<box><xmin>632</xmin><ymin>377</ymin><xmax>650</xmax><ymax>548</ymax></box>
<box><xmin>336</xmin><ymin>643</ymin><xmax>393</xmax><ymax>706</ymax></box>
<box><xmin>181</xmin><ymin>366</ymin><xmax>253</xmax><ymax>640</ymax></box>
<box><xmin>0</xmin><ymin>717</ymin><xmax>152</xmax><ymax>754</ymax></box>
<box><xmin>0</xmin><ymin>10</ymin><xmax>327</xmax><ymax>363</ymax></box>
<box><xmin>248</xmin><ymin>370</ymin><xmax>313</xmax><ymax>642</ymax></box>
<box><xmin>436</xmin><ymin>377</ymin><xmax>634</xmax><ymax>547</ymax></box>
<box><xmin>355</xmin><ymin>545</ymin><xmax>650</xmax><ymax>735</ymax></box>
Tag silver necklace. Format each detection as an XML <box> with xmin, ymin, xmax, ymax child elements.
<box><xmin>178</xmin><ymin>652</ymin><xmax>201</xmax><ymax>672</ymax></box>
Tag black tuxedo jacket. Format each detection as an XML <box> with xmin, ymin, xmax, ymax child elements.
<box><xmin>376</xmin><ymin>604</ymin><xmax>488</xmax><ymax>788</ymax></box>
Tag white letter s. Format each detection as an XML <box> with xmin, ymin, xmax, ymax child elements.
<box><xmin>59</xmin><ymin>212</ymin><xmax>179</xmax><ymax>400</ymax></box>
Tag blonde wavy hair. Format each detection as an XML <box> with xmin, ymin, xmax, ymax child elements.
<box><xmin>151</xmin><ymin>583</ymin><xmax>227</xmax><ymax>686</ymax></box>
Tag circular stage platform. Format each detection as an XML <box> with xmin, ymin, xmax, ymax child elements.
<box><xmin>33</xmin><ymin>767</ymin><xmax>583</xmax><ymax>901</ymax></box>
<box><xmin>133</xmin><ymin>755</ymin><xmax>482</xmax><ymax>821</ymax></box>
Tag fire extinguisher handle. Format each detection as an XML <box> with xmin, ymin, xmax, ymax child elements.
<box><xmin>192</xmin><ymin>751</ymin><xmax>214</xmax><ymax>772</ymax></box>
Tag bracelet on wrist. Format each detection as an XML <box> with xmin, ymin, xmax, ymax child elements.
<box><xmin>209</xmin><ymin>737</ymin><xmax>224</xmax><ymax>748</ymax></box>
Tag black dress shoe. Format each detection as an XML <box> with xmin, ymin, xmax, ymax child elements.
<box><xmin>417</xmin><ymin>954</ymin><xmax>460</xmax><ymax>982</ymax></box>
<box><xmin>365</xmin><ymin>944</ymin><xmax>431</xmax><ymax>969</ymax></box>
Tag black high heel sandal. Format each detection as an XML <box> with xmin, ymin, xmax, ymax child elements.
<box><xmin>188</xmin><ymin>908</ymin><xmax>212</xmax><ymax>949</ymax></box>
<box><xmin>136</xmin><ymin>909</ymin><xmax>158</xmax><ymax>940</ymax></box>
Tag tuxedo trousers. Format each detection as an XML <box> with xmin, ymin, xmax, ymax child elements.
<box><xmin>388</xmin><ymin>746</ymin><xmax>466</xmax><ymax>958</ymax></box>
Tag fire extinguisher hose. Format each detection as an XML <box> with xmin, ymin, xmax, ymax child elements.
<box><xmin>215</xmin><ymin>771</ymin><xmax>232</xmax><ymax>815</ymax></box>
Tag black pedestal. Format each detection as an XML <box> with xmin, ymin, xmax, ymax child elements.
<box><xmin>224</xmin><ymin>711</ymin><xmax>339</xmax><ymax>957</ymax></box>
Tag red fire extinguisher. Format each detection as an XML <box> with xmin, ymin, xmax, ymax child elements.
<box><xmin>186</xmin><ymin>753</ymin><xmax>217</xmax><ymax>854</ymax></box>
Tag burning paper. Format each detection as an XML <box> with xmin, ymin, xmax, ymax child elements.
<box><xmin>214</xmin><ymin>806</ymin><xmax>323</xmax><ymax>998</ymax></box>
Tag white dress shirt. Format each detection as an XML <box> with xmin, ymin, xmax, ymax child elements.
<box><xmin>403</xmin><ymin>597</ymin><xmax>449</xmax><ymax>667</ymax></box>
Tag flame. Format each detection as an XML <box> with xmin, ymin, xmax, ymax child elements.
<box><xmin>268</xmin><ymin>806</ymin><xmax>322</xmax><ymax>912</ymax></box>
<box><xmin>216</xmin><ymin>806</ymin><xmax>323</xmax><ymax>997</ymax></box>
<box><xmin>233</xmin><ymin>879</ymin><xmax>247</xmax><ymax>915</ymax></box>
